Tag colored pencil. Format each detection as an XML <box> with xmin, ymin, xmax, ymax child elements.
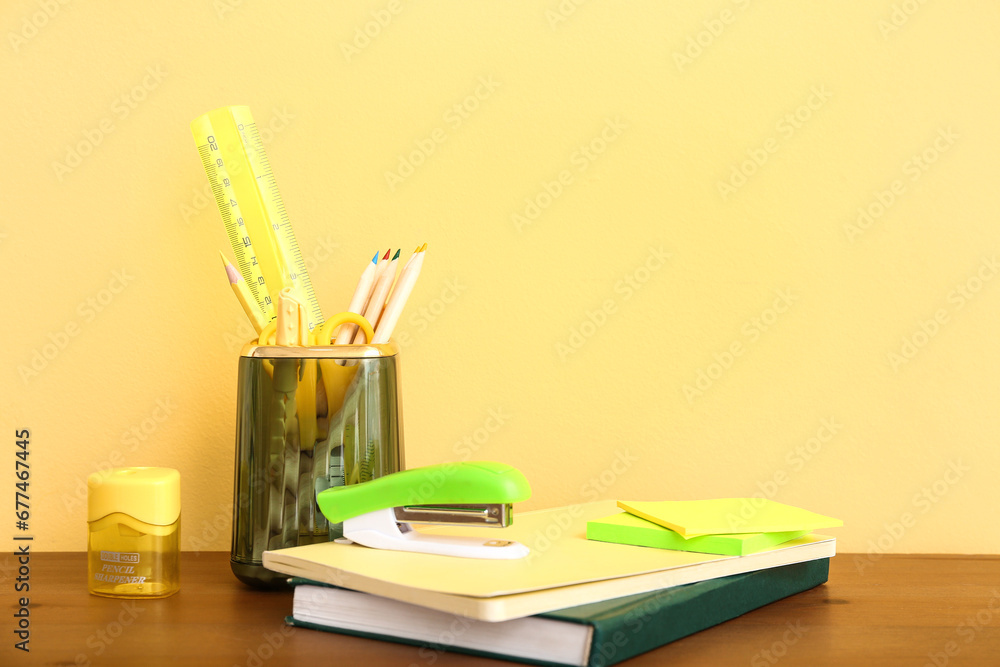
<box><xmin>373</xmin><ymin>245</ymin><xmax>425</xmax><ymax>344</ymax></box>
<box><xmin>333</xmin><ymin>251</ymin><xmax>380</xmax><ymax>345</ymax></box>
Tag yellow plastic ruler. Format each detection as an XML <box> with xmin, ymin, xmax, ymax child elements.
<box><xmin>191</xmin><ymin>105</ymin><xmax>323</xmax><ymax>330</ymax></box>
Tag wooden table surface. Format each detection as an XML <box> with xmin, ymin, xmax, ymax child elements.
<box><xmin>2</xmin><ymin>552</ymin><xmax>998</xmax><ymax>666</ymax></box>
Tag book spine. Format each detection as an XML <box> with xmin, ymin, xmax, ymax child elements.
<box><xmin>284</xmin><ymin>616</ymin><xmax>577</xmax><ymax>667</ymax></box>
<box><xmin>584</xmin><ymin>559</ymin><xmax>830</xmax><ymax>667</ymax></box>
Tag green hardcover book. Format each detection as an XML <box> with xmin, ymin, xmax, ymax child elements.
<box><xmin>285</xmin><ymin>558</ymin><xmax>830</xmax><ymax>667</ymax></box>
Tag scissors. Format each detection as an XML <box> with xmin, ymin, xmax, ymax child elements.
<box><xmin>256</xmin><ymin>310</ymin><xmax>375</xmax><ymax>452</ymax></box>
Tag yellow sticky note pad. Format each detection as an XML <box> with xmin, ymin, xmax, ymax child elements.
<box><xmin>618</xmin><ymin>499</ymin><xmax>842</xmax><ymax>537</ymax></box>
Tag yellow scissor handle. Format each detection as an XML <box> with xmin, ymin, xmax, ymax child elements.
<box><xmin>257</xmin><ymin>312</ymin><xmax>374</xmax><ymax>347</ymax></box>
<box><xmin>315</xmin><ymin>312</ymin><xmax>375</xmax><ymax>346</ymax></box>
<box><xmin>258</xmin><ymin>320</ymin><xmax>278</xmax><ymax>346</ymax></box>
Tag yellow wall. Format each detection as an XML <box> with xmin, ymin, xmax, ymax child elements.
<box><xmin>3</xmin><ymin>1</ymin><xmax>998</xmax><ymax>556</ymax></box>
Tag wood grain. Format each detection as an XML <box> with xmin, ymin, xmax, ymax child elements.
<box><xmin>2</xmin><ymin>552</ymin><xmax>998</xmax><ymax>666</ymax></box>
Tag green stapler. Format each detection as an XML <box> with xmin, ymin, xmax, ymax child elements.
<box><xmin>316</xmin><ymin>461</ymin><xmax>531</xmax><ymax>559</ymax></box>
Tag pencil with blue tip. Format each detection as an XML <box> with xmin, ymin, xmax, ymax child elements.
<box><xmin>334</xmin><ymin>251</ymin><xmax>380</xmax><ymax>346</ymax></box>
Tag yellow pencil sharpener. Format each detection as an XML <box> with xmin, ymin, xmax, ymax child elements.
<box><xmin>87</xmin><ymin>467</ymin><xmax>180</xmax><ymax>599</ymax></box>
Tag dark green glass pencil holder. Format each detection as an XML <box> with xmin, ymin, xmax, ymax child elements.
<box><xmin>230</xmin><ymin>341</ymin><xmax>404</xmax><ymax>588</ymax></box>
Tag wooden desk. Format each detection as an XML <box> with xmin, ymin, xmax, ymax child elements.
<box><xmin>3</xmin><ymin>552</ymin><xmax>998</xmax><ymax>666</ymax></box>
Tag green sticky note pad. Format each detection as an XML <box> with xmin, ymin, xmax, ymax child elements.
<box><xmin>618</xmin><ymin>499</ymin><xmax>842</xmax><ymax>537</ymax></box>
<box><xmin>587</xmin><ymin>512</ymin><xmax>808</xmax><ymax>556</ymax></box>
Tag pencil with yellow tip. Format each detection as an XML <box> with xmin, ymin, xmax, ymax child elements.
<box><xmin>221</xmin><ymin>251</ymin><xmax>267</xmax><ymax>334</ymax></box>
<box><xmin>401</xmin><ymin>244</ymin><xmax>422</xmax><ymax>271</ymax></box>
<box><xmin>389</xmin><ymin>244</ymin><xmax>422</xmax><ymax>289</ymax></box>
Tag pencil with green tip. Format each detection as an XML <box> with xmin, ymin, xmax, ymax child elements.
<box><xmin>220</xmin><ymin>251</ymin><xmax>267</xmax><ymax>334</ymax></box>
